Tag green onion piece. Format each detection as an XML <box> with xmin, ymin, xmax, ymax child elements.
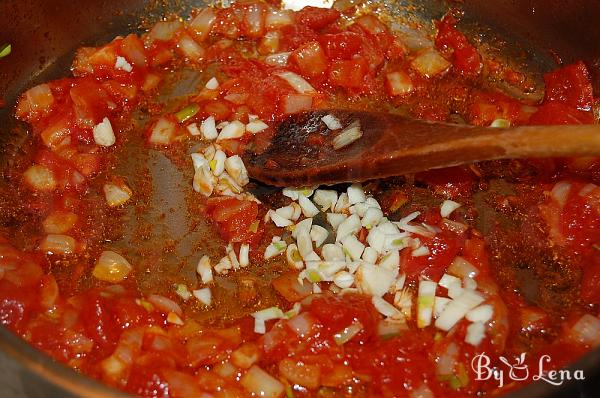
<box><xmin>0</xmin><ymin>43</ymin><xmax>11</xmax><ymax>59</ymax></box>
<box><xmin>491</xmin><ymin>118</ymin><xmax>510</xmax><ymax>128</ymax></box>
<box><xmin>175</xmin><ymin>103</ymin><xmax>200</xmax><ymax>123</ymax></box>
<box><xmin>274</xmin><ymin>241</ymin><xmax>286</xmax><ymax>251</ymax></box>
<box><xmin>285</xmin><ymin>384</ymin><xmax>295</xmax><ymax>398</ymax></box>
<box><xmin>306</xmin><ymin>269</ymin><xmax>322</xmax><ymax>283</ymax></box>
<box><xmin>333</xmin><ymin>321</ymin><xmax>363</xmax><ymax>345</ymax></box>
<box><xmin>248</xmin><ymin>220</ymin><xmax>260</xmax><ymax>233</ymax></box>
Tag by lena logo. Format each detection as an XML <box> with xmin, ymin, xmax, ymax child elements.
<box><xmin>471</xmin><ymin>353</ymin><xmax>585</xmax><ymax>388</ymax></box>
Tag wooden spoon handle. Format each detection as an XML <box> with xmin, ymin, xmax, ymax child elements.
<box><xmin>245</xmin><ymin>110</ymin><xmax>600</xmax><ymax>186</ymax></box>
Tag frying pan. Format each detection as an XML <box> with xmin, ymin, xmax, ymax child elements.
<box><xmin>0</xmin><ymin>0</ymin><xmax>599</xmax><ymax>397</ymax></box>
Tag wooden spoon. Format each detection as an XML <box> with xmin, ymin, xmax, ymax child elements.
<box><xmin>243</xmin><ymin>109</ymin><xmax>600</xmax><ymax>187</ymax></box>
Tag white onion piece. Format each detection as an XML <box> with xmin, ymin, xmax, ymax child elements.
<box><xmin>282</xmin><ymin>186</ymin><xmax>315</xmax><ymax>201</ymax></box>
<box><xmin>149</xmin><ymin>117</ymin><xmax>177</xmax><ymax>145</ymax></box>
<box><xmin>466</xmin><ymin>304</ymin><xmax>494</xmax><ymax>323</ymax></box>
<box><xmin>241</xmin><ymin>365</ymin><xmax>285</xmax><ymax>398</ymax></box>
<box><xmin>333</xmin><ymin>121</ymin><xmax>362</xmax><ymax>150</ymax></box>
<box><xmin>372</xmin><ymin>296</ymin><xmax>403</xmax><ymax>319</ymax></box>
<box><xmin>239</xmin><ymin>244</ymin><xmax>250</xmax><ymax>268</ymax></box>
<box><xmin>362</xmin><ymin>207</ymin><xmax>383</xmax><ymax>229</ymax></box>
<box><xmin>269</xmin><ymin>210</ymin><xmax>293</xmax><ymax>228</ymax></box>
<box><xmin>336</xmin><ymin>214</ymin><xmax>361</xmax><ymax>242</ymax></box>
<box><xmin>217</xmin><ymin>120</ymin><xmax>245</xmax><ymax>141</ymax></box>
<box><xmin>292</xmin><ymin>218</ymin><xmax>313</xmax><ymax>239</ymax></box>
<box><xmin>434</xmin><ymin>296</ymin><xmax>451</xmax><ymax>318</ymax></box>
<box><xmin>178</xmin><ymin>35</ymin><xmax>205</xmax><ymax>61</ymax></box>
<box><xmin>196</xmin><ymin>255</ymin><xmax>213</xmax><ymax>284</ymax></box>
<box><xmin>149</xmin><ymin>21</ymin><xmax>182</xmax><ymax>42</ymax></box>
<box><xmin>321</xmin><ymin>114</ymin><xmax>343</xmax><ymax>130</ymax></box>
<box><xmin>465</xmin><ymin>321</ymin><xmax>486</xmax><ymax>346</ymax></box>
<box><xmin>321</xmin><ymin>243</ymin><xmax>345</xmax><ymax>261</ymax></box>
<box><xmin>551</xmin><ymin>181</ymin><xmax>571</xmax><ymax>207</ymax></box>
<box><xmin>386</xmin><ymin>71</ymin><xmax>414</xmax><ymax>96</ymax></box>
<box><xmin>298</xmin><ymin>195</ymin><xmax>320</xmax><ymax>217</ymax></box>
<box><xmin>448</xmin><ymin>256</ymin><xmax>478</xmax><ymax>278</ymax></box>
<box><xmin>362</xmin><ymin>247</ymin><xmax>378</xmax><ymax>264</ymax></box>
<box><xmin>246</xmin><ymin>120</ymin><xmax>269</xmax><ymax>134</ymax></box>
<box><xmin>342</xmin><ymin>235</ymin><xmax>365</xmax><ymax>261</ymax></box>
<box><xmin>356</xmin><ymin>263</ymin><xmax>395</xmax><ymax>297</ymax></box>
<box><xmin>200</xmin><ymin>116</ymin><xmax>218</xmax><ymax>140</ymax></box>
<box><xmin>103</xmin><ymin>182</ymin><xmax>132</xmax><ymax>207</ymax></box>
<box><xmin>264</xmin><ymin>52</ymin><xmax>291</xmax><ymax>66</ymax></box>
<box><xmin>23</xmin><ymin>164</ymin><xmax>56</xmax><ymax>192</ymax></box>
<box><xmin>275</xmin><ymin>71</ymin><xmax>316</xmax><ymax>94</ymax></box>
<box><xmin>333</xmin><ymin>271</ymin><xmax>354</xmax><ymax>289</ymax></box>
<box><xmin>92</xmin><ymin>251</ymin><xmax>132</xmax><ymax>283</ymax></box>
<box><xmin>347</xmin><ymin>184</ymin><xmax>366</xmax><ymax>205</ymax></box>
<box><xmin>205</xmin><ymin>77</ymin><xmax>219</xmax><ymax>90</ymax></box>
<box><xmin>282</xmin><ymin>94</ymin><xmax>313</xmax><ymax>114</ymax></box>
<box><xmin>264</xmin><ymin>239</ymin><xmax>287</xmax><ymax>259</ymax></box>
<box><xmin>326</xmin><ymin>213</ymin><xmax>347</xmax><ymax>230</ymax></box>
<box><xmin>193</xmin><ymin>287</ymin><xmax>212</xmax><ymax>306</ymax></box>
<box><xmin>147</xmin><ymin>294</ymin><xmax>182</xmax><ymax>316</ymax></box>
<box><xmin>286</xmin><ymin>243</ymin><xmax>304</xmax><ymax>270</ymax></box>
<box><xmin>440</xmin><ymin>200</ymin><xmax>461</xmax><ymax>218</ymax></box>
<box><xmin>313</xmin><ymin>190</ymin><xmax>338</xmax><ymax>211</ymax></box>
<box><xmin>265</xmin><ymin>9</ymin><xmax>294</xmax><ymax>27</ymax></box>
<box><xmin>568</xmin><ymin>314</ymin><xmax>600</xmax><ymax>347</ymax></box>
<box><xmin>411</xmin><ymin>48</ymin><xmax>451</xmax><ymax>78</ymax></box>
<box><xmin>225</xmin><ymin>155</ymin><xmax>249</xmax><ymax>186</ymax></box>
<box><xmin>39</xmin><ymin>234</ymin><xmax>76</xmax><ymax>255</ymax></box>
<box><xmin>379</xmin><ymin>250</ymin><xmax>400</xmax><ymax>272</ymax></box>
<box><xmin>190</xmin><ymin>8</ymin><xmax>217</xmax><ymax>41</ymax></box>
<box><xmin>310</xmin><ymin>225</ymin><xmax>328</xmax><ymax>247</ymax></box>
<box><xmin>296</xmin><ymin>230</ymin><xmax>313</xmax><ymax>259</ymax></box>
<box><xmin>435</xmin><ymin>290</ymin><xmax>485</xmax><ymax>331</ymax></box>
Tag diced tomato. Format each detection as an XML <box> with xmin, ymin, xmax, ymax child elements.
<box><xmin>125</xmin><ymin>362</ymin><xmax>171</xmax><ymax>397</ymax></box>
<box><xmin>213</xmin><ymin>7</ymin><xmax>242</xmax><ymax>39</ymax></box>
<box><xmin>468</xmin><ymin>90</ymin><xmax>528</xmax><ymax>126</ymax></box>
<box><xmin>272</xmin><ymin>272</ymin><xmax>313</xmax><ymax>302</ymax></box>
<box><xmin>240</xmin><ymin>2</ymin><xmax>266</xmax><ymax>38</ymax></box>
<box><xmin>202</xmin><ymin>99</ymin><xmax>233</xmax><ymax>121</ymax></box>
<box><xmin>435</xmin><ymin>14</ymin><xmax>482</xmax><ymax>78</ymax></box>
<box><xmin>0</xmin><ymin>280</ymin><xmax>37</xmax><ymax>333</ymax></box>
<box><xmin>401</xmin><ymin>231</ymin><xmax>464</xmax><ymax>281</ymax></box>
<box><xmin>529</xmin><ymin>102</ymin><xmax>594</xmax><ymax>125</ymax></box>
<box><xmin>119</xmin><ymin>34</ymin><xmax>147</xmax><ymax>68</ymax></box>
<box><xmin>307</xmin><ymin>294</ymin><xmax>379</xmax><ymax>344</ymax></box>
<box><xmin>416</xmin><ymin>166</ymin><xmax>476</xmax><ymax>198</ymax></box>
<box><xmin>290</xmin><ymin>41</ymin><xmax>329</xmax><ymax>78</ymax></box>
<box><xmin>278</xmin><ymin>24</ymin><xmax>319</xmax><ymax>52</ymax></box>
<box><xmin>319</xmin><ymin>32</ymin><xmax>363</xmax><ymax>60</ymax></box>
<box><xmin>296</xmin><ymin>6</ymin><xmax>340</xmax><ymax>30</ymax></box>
<box><xmin>70</xmin><ymin>80</ymin><xmax>114</xmax><ymax>129</ymax></box>
<box><xmin>542</xmin><ymin>61</ymin><xmax>594</xmax><ymax>111</ymax></box>
<box><xmin>329</xmin><ymin>58</ymin><xmax>369</xmax><ymax>90</ymax></box>
<box><xmin>80</xmin><ymin>292</ymin><xmax>121</xmax><ymax>351</ymax></box>
<box><xmin>204</xmin><ymin>197</ymin><xmax>264</xmax><ymax>245</ymax></box>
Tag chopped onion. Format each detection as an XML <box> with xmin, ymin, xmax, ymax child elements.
<box><xmin>265</xmin><ymin>9</ymin><xmax>294</xmax><ymax>28</ymax></box>
<box><xmin>356</xmin><ymin>263</ymin><xmax>395</xmax><ymax>297</ymax></box>
<box><xmin>336</xmin><ymin>214</ymin><xmax>361</xmax><ymax>242</ymax></box>
<box><xmin>568</xmin><ymin>314</ymin><xmax>600</xmax><ymax>347</ymax></box>
<box><xmin>16</xmin><ymin>83</ymin><xmax>55</xmax><ymax>121</ymax></box>
<box><xmin>333</xmin><ymin>121</ymin><xmax>362</xmax><ymax>150</ymax></box>
<box><xmin>210</xmin><ymin>149</ymin><xmax>227</xmax><ymax>176</ymax></box>
<box><xmin>362</xmin><ymin>207</ymin><xmax>383</xmax><ymax>229</ymax></box>
<box><xmin>193</xmin><ymin>287</ymin><xmax>212</xmax><ymax>306</ymax></box>
<box><xmin>39</xmin><ymin>234</ymin><xmax>76</xmax><ymax>255</ymax></box>
<box><xmin>287</xmin><ymin>312</ymin><xmax>316</xmax><ymax>337</ymax></box>
<box><xmin>466</xmin><ymin>304</ymin><xmax>493</xmax><ymax>323</ymax></box>
<box><xmin>149</xmin><ymin>117</ymin><xmax>177</xmax><ymax>145</ymax></box>
<box><xmin>379</xmin><ymin>250</ymin><xmax>400</xmax><ymax>272</ymax></box>
<box><xmin>283</xmin><ymin>186</ymin><xmax>315</xmax><ymax>201</ymax></box>
<box><xmin>174</xmin><ymin>284</ymin><xmax>192</xmax><ymax>301</ymax></box>
<box><xmin>411</xmin><ymin>48</ymin><xmax>451</xmax><ymax>78</ymax></box>
<box><xmin>322</xmin><ymin>243</ymin><xmax>345</xmax><ymax>261</ymax></box>
<box><xmin>386</xmin><ymin>71</ymin><xmax>414</xmax><ymax>96</ymax></box>
<box><xmin>372</xmin><ymin>296</ymin><xmax>403</xmax><ymax>319</ymax></box>
<box><xmin>269</xmin><ymin>209</ymin><xmax>293</xmax><ymax>227</ymax></box>
<box><xmin>282</xmin><ymin>93</ymin><xmax>313</xmax><ymax>114</ymax></box>
<box><xmin>115</xmin><ymin>56</ymin><xmax>133</xmax><ymax>72</ymax></box>
<box><xmin>298</xmin><ymin>195</ymin><xmax>320</xmax><ymax>217</ymax></box>
<box><xmin>434</xmin><ymin>296</ymin><xmax>451</xmax><ymax>318</ymax></box>
<box><xmin>217</xmin><ymin>120</ymin><xmax>245</xmax><ymax>141</ymax></box>
<box><xmin>333</xmin><ymin>271</ymin><xmax>354</xmax><ymax>289</ymax></box>
<box><xmin>296</xmin><ymin>230</ymin><xmax>313</xmax><ymax>259</ymax></box>
<box><xmin>147</xmin><ymin>294</ymin><xmax>183</xmax><ymax>316</ymax></box>
<box><xmin>23</xmin><ymin>164</ymin><xmax>56</xmax><ymax>191</ymax></box>
<box><xmin>200</xmin><ymin>116</ymin><xmax>218</xmax><ymax>140</ymax></box>
<box><xmin>310</xmin><ymin>225</ymin><xmax>328</xmax><ymax>247</ymax></box>
<box><xmin>347</xmin><ymin>184</ymin><xmax>366</xmax><ymax>205</ymax></box>
<box><xmin>225</xmin><ymin>155</ymin><xmax>249</xmax><ymax>186</ymax></box>
<box><xmin>334</xmin><ymin>192</ymin><xmax>350</xmax><ymax>212</ymax></box>
<box><xmin>417</xmin><ymin>280</ymin><xmax>437</xmax><ymax>328</ymax></box>
<box><xmin>231</xmin><ymin>342</ymin><xmax>260</xmax><ymax>369</ymax></box>
<box><xmin>342</xmin><ymin>235</ymin><xmax>365</xmax><ymax>261</ymax></box>
<box><xmin>465</xmin><ymin>321</ymin><xmax>486</xmax><ymax>346</ymax></box>
<box><xmin>189</xmin><ymin>8</ymin><xmax>217</xmax><ymax>42</ymax></box>
<box><xmin>435</xmin><ymin>290</ymin><xmax>485</xmax><ymax>331</ymax></box>
<box><xmin>394</xmin><ymin>288</ymin><xmax>413</xmax><ymax>320</ymax></box>
<box><xmin>239</xmin><ymin>244</ymin><xmax>250</xmax><ymax>268</ymax></box>
<box><xmin>333</xmin><ymin>321</ymin><xmax>363</xmax><ymax>345</ymax></box>
<box><xmin>93</xmin><ymin>117</ymin><xmax>116</xmax><ymax>147</ymax></box>
<box><xmin>103</xmin><ymin>182</ymin><xmax>132</xmax><ymax>207</ymax></box>
<box><xmin>440</xmin><ymin>200</ymin><xmax>461</xmax><ymax>218</ymax></box>
<box><xmin>264</xmin><ymin>238</ymin><xmax>287</xmax><ymax>259</ymax></box>
<box><xmin>326</xmin><ymin>213</ymin><xmax>347</xmax><ymax>230</ymax></box>
<box><xmin>240</xmin><ymin>365</ymin><xmax>285</xmax><ymax>398</ymax></box>
<box><xmin>362</xmin><ymin>247</ymin><xmax>378</xmax><ymax>264</ymax></box>
<box><xmin>551</xmin><ymin>181</ymin><xmax>571</xmax><ymax>207</ymax></box>
<box><xmin>93</xmin><ymin>251</ymin><xmax>132</xmax><ymax>283</ymax></box>
<box><xmin>275</xmin><ymin>71</ymin><xmax>316</xmax><ymax>94</ymax></box>
<box><xmin>291</xmin><ymin>218</ymin><xmax>313</xmax><ymax>239</ymax></box>
<box><xmin>196</xmin><ymin>255</ymin><xmax>213</xmax><ymax>284</ymax></box>
<box><xmin>412</xmin><ymin>245</ymin><xmax>430</xmax><ymax>257</ymax></box>
<box><xmin>286</xmin><ymin>243</ymin><xmax>304</xmax><ymax>269</ymax></box>
<box><xmin>187</xmin><ymin>122</ymin><xmax>201</xmax><ymax>136</ymax></box>
<box><xmin>321</xmin><ymin>114</ymin><xmax>343</xmax><ymax>130</ymax></box>
<box><xmin>313</xmin><ymin>190</ymin><xmax>338</xmax><ymax>211</ymax></box>
<box><xmin>149</xmin><ymin>21</ymin><xmax>182</xmax><ymax>42</ymax></box>
<box><xmin>246</xmin><ymin>120</ymin><xmax>269</xmax><ymax>134</ymax></box>
<box><xmin>205</xmin><ymin>77</ymin><xmax>219</xmax><ymax>90</ymax></box>
<box><xmin>264</xmin><ymin>52</ymin><xmax>291</xmax><ymax>66</ymax></box>
<box><xmin>448</xmin><ymin>256</ymin><xmax>478</xmax><ymax>279</ymax></box>
<box><xmin>43</xmin><ymin>211</ymin><xmax>78</xmax><ymax>234</ymax></box>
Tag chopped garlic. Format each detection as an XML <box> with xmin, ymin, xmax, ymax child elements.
<box><xmin>440</xmin><ymin>200</ymin><xmax>462</xmax><ymax>218</ymax></box>
<box><xmin>201</xmin><ymin>116</ymin><xmax>218</xmax><ymax>140</ymax></box>
<box><xmin>321</xmin><ymin>114</ymin><xmax>343</xmax><ymax>130</ymax></box>
<box><xmin>322</xmin><ymin>243</ymin><xmax>345</xmax><ymax>261</ymax></box>
<box><xmin>196</xmin><ymin>255</ymin><xmax>213</xmax><ymax>284</ymax></box>
<box><xmin>298</xmin><ymin>195</ymin><xmax>319</xmax><ymax>217</ymax></box>
<box><xmin>224</xmin><ymin>155</ymin><xmax>249</xmax><ymax>186</ymax></box>
<box><xmin>115</xmin><ymin>56</ymin><xmax>133</xmax><ymax>72</ymax></box>
<box><xmin>246</xmin><ymin>120</ymin><xmax>269</xmax><ymax>134</ymax></box>
<box><xmin>93</xmin><ymin>117</ymin><xmax>116</xmax><ymax>147</ymax></box>
<box><xmin>239</xmin><ymin>244</ymin><xmax>250</xmax><ymax>268</ymax></box>
<box><xmin>193</xmin><ymin>287</ymin><xmax>212</xmax><ymax>306</ymax></box>
<box><xmin>313</xmin><ymin>190</ymin><xmax>338</xmax><ymax>211</ymax></box>
<box><xmin>286</xmin><ymin>243</ymin><xmax>304</xmax><ymax>269</ymax></box>
<box><xmin>205</xmin><ymin>77</ymin><xmax>219</xmax><ymax>90</ymax></box>
<box><xmin>310</xmin><ymin>225</ymin><xmax>328</xmax><ymax>247</ymax></box>
<box><xmin>187</xmin><ymin>122</ymin><xmax>201</xmax><ymax>136</ymax></box>
<box><xmin>217</xmin><ymin>120</ymin><xmax>245</xmax><ymax>141</ymax></box>
<box><xmin>103</xmin><ymin>182</ymin><xmax>132</xmax><ymax>207</ymax></box>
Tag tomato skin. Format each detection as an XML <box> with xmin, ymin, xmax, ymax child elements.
<box><xmin>80</xmin><ymin>292</ymin><xmax>120</xmax><ymax>351</ymax></box>
<box><xmin>529</xmin><ymin>102</ymin><xmax>594</xmax><ymax>125</ymax></box>
<box><xmin>296</xmin><ymin>6</ymin><xmax>340</xmax><ymax>30</ymax></box>
<box><xmin>435</xmin><ymin>14</ymin><xmax>481</xmax><ymax>77</ymax></box>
